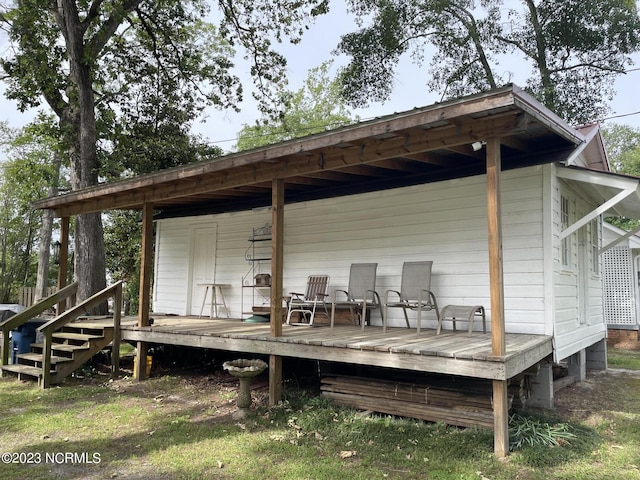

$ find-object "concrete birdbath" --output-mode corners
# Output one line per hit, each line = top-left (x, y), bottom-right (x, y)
(223, 358), (268, 418)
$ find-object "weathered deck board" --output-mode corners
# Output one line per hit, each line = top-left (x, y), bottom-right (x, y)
(109, 316), (552, 381)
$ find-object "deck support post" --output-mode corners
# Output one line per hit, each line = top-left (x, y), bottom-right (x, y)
(269, 179), (284, 404)
(492, 379), (509, 456)
(486, 137), (509, 457)
(135, 202), (154, 381)
(57, 216), (70, 314)
(269, 355), (282, 407)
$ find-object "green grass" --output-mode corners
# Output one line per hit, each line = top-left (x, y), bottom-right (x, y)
(608, 347), (640, 370)
(0, 349), (638, 479)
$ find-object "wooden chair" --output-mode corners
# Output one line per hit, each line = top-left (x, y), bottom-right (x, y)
(286, 275), (330, 326)
(383, 261), (439, 334)
(330, 263), (383, 330)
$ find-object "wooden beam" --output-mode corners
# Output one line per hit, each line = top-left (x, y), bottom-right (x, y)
(269, 355), (282, 407)
(600, 223), (640, 255)
(486, 137), (505, 357)
(399, 151), (454, 167)
(270, 179), (284, 406)
(493, 380), (509, 457)
(134, 342), (149, 383)
(135, 202), (153, 382)
(487, 137), (509, 458)
(34, 88), (520, 210)
(270, 179), (284, 337)
(57, 216), (70, 314)
(138, 203), (154, 328)
(49, 114), (526, 217)
(559, 187), (635, 240)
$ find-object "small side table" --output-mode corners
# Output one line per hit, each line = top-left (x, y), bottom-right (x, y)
(198, 283), (231, 319)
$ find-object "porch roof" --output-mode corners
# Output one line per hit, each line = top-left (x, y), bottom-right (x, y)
(33, 84), (583, 218)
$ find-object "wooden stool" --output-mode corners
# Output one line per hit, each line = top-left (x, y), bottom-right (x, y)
(437, 305), (486, 336)
(198, 283), (231, 318)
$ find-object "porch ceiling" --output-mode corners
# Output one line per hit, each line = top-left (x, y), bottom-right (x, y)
(33, 84), (584, 218)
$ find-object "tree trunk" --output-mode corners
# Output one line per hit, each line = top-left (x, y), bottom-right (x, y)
(55, 0), (107, 312)
(35, 210), (54, 302)
(524, 0), (556, 109)
(35, 154), (62, 302)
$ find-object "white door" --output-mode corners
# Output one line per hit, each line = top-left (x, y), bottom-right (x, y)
(188, 225), (217, 315)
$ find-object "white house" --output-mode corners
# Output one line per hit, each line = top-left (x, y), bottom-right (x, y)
(33, 85), (640, 456)
(150, 113), (639, 368)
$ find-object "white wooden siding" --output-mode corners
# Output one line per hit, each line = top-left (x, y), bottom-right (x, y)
(154, 167), (549, 333)
(552, 167), (605, 361)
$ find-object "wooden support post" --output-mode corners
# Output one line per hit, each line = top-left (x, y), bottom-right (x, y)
(57, 216), (70, 314)
(486, 137), (508, 457)
(269, 354), (283, 407)
(493, 379), (509, 457)
(138, 203), (154, 328)
(135, 203), (154, 381)
(486, 137), (506, 356)
(135, 342), (149, 382)
(269, 179), (284, 406)
(271, 178), (284, 337)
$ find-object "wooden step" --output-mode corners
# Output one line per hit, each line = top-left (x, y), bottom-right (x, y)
(6, 317), (115, 387)
(2, 364), (45, 378)
(68, 322), (114, 330)
(17, 353), (73, 365)
(31, 343), (90, 354)
(52, 332), (103, 342)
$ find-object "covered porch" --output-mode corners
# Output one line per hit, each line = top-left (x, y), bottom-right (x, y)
(33, 85), (584, 456)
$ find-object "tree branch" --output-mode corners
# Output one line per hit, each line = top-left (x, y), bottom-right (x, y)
(86, 0), (143, 58)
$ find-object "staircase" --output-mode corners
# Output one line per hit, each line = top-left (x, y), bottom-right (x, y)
(1, 281), (123, 388)
(1, 320), (114, 386)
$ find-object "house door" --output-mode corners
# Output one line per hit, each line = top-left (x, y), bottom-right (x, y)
(188, 225), (218, 316)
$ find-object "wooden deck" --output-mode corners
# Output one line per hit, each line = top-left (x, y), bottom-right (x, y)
(104, 316), (553, 381)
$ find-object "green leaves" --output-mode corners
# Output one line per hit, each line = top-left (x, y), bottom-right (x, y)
(0, 118), (61, 301)
(338, 0), (640, 124)
(509, 413), (577, 450)
(217, 0), (331, 116)
(236, 61), (357, 151)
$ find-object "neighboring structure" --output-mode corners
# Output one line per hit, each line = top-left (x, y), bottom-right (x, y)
(602, 221), (640, 338)
(32, 85), (640, 456)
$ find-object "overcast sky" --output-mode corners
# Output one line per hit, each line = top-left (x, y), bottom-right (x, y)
(1, 1), (640, 157)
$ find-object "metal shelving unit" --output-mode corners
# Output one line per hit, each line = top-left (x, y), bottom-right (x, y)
(241, 225), (271, 319)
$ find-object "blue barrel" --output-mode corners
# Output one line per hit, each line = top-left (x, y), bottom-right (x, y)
(12, 319), (46, 364)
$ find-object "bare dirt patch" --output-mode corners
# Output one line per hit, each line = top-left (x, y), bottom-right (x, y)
(553, 368), (640, 423)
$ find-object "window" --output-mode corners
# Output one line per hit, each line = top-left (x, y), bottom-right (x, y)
(561, 195), (571, 267)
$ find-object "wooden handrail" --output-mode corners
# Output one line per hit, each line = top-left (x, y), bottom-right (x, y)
(38, 281), (123, 388)
(0, 282), (78, 368)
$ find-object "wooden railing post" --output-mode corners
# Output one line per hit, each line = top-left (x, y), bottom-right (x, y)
(41, 332), (52, 389)
(112, 282), (122, 377)
(1, 330), (10, 370)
